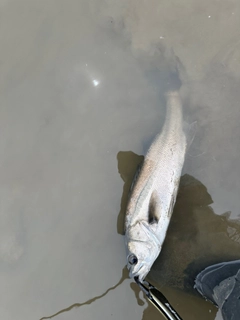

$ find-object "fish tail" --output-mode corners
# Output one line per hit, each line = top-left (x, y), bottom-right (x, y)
(163, 91), (183, 131)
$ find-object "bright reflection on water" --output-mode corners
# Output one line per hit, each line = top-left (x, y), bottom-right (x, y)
(92, 79), (100, 87)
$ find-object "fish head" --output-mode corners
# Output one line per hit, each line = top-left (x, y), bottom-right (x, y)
(125, 220), (161, 282)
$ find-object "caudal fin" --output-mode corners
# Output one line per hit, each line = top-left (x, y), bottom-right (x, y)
(184, 121), (197, 150)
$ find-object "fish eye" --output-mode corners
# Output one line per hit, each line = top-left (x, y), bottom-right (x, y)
(128, 254), (138, 265)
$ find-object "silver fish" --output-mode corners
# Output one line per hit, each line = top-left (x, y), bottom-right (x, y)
(125, 91), (195, 282)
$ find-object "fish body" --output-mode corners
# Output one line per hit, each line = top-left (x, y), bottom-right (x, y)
(125, 91), (191, 282)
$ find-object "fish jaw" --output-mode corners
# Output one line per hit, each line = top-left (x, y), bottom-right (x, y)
(128, 261), (151, 282)
(125, 221), (161, 282)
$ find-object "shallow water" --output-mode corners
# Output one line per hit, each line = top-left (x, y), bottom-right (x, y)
(1, 0), (240, 319)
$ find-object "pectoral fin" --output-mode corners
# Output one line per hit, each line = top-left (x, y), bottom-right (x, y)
(148, 190), (161, 225)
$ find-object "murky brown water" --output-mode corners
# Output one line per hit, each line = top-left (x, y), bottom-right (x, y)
(1, 0), (240, 319)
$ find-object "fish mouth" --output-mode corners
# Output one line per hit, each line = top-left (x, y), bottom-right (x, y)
(129, 263), (150, 282)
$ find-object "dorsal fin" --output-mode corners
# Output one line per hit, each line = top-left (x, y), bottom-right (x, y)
(148, 190), (161, 225)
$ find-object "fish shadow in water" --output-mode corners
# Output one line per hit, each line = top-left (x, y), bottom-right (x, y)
(117, 151), (144, 235)
(117, 151), (240, 294)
